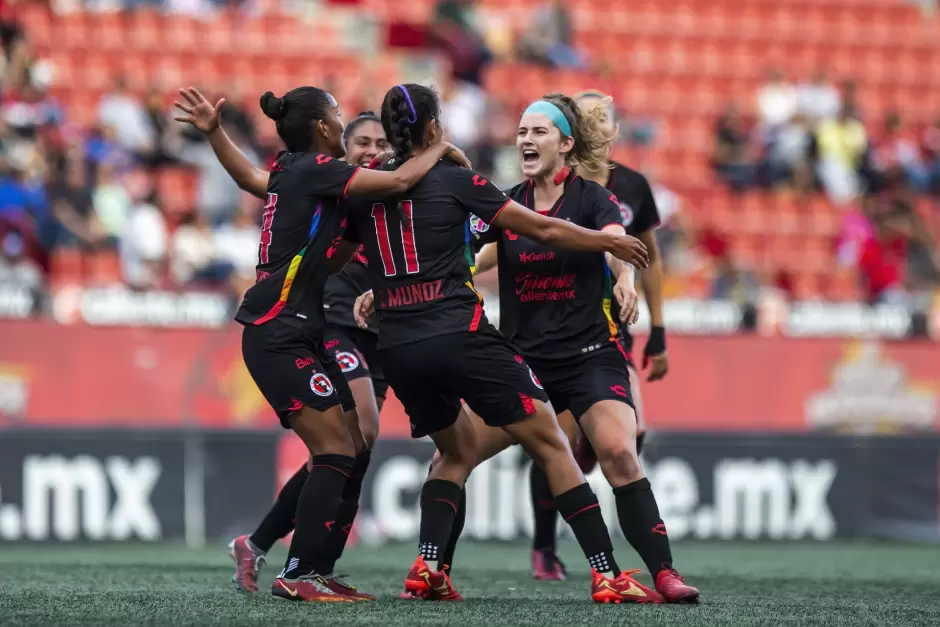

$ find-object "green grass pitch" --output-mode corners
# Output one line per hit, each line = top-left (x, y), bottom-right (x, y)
(1, 541), (938, 626)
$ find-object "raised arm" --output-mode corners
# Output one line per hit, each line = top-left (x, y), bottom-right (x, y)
(174, 87), (269, 199)
(345, 142), (470, 197)
(492, 201), (649, 268)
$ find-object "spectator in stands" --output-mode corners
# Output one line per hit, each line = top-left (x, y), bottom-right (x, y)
(836, 197), (876, 269)
(712, 103), (756, 191)
(170, 210), (213, 286)
(516, 0), (587, 69)
(438, 70), (488, 162)
(815, 104), (867, 204)
(796, 69), (841, 123)
(872, 111), (930, 193)
(924, 113), (940, 194)
(143, 87), (179, 170)
(757, 68), (797, 131)
(84, 124), (133, 175)
(119, 192), (167, 290)
(431, 0), (492, 86)
(212, 198), (260, 296)
(98, 76), (155, 162)
(0, 231), (40, 290)
(648, 169), (687, 273)
(92, 162), (132, 242)
(0, 0), (29, 92)
(858, 206), (910, 305)
(766, 112), (813, 192)
(50, 158), (115, 250)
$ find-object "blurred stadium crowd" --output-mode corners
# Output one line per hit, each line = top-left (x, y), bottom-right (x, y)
(0, 0), (938, 322)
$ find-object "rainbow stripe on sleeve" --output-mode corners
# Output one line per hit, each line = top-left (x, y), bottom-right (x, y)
(253, 206), (322, 325)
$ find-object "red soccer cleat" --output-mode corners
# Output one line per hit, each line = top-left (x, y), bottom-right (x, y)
(531, 548), (567, 581)
(228, 535), (266, 593)
(591, 569), (665, 604)
(656, 568), (700, 604)
(271, 574), (366, 602)
(322, 574), (376, 601)
(402, 556), (463, 601)
(574, 436), (598, 474)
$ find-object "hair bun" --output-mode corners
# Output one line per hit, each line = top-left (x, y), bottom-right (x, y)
(358, 110), (376, 117)
(260, 91), (287, 121)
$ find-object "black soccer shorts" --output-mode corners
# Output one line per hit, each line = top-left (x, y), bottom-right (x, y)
(323, 325), (389, 399)
(241, 320), (355, 428)
(527, 342), (635, 421)
(378, 324), (549, 439)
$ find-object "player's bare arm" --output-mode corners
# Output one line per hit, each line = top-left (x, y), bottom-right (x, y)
(345, 141), (468, 196)
(328, 240), (360, 274)
(637, 229), (668, 381)
(602, 224), (640, 325)
(474, 243), (498, 274)
(174, 87), (270, 199)
(492, 201), (650, 269)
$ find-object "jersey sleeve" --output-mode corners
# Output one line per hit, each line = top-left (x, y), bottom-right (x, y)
(298, 152), (361, 199)
(443, 167), (512, 225)
(628, 175), (661, 235)
(584, 184), (628, 231)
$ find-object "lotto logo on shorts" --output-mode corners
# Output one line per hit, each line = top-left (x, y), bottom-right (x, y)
(310, 372), (334, 397)
(528, 367), (543, 390)
(336, 351), (360, 373)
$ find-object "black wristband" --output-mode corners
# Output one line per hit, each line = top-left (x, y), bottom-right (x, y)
(645, 326), (666, 356)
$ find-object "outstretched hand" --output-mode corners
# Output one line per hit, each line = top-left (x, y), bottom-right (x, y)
(173, 87), (225, 134)
(609, 234), (649, 269)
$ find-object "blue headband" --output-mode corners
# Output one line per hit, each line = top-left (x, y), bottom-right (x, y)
(395, 85), (418, 124)
(522, 101), (571, 137)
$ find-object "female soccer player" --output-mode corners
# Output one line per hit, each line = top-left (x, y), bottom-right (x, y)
(227, 112), (391, 599)
(521, 90), (670, 583)
(452, 93), (697, 603)
(345, 83), (659, 605)
(174, 86), (464, 603)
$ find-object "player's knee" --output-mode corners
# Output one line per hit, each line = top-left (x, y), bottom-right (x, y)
(358, 415), (379, 449)
(596, 439), (642, 483)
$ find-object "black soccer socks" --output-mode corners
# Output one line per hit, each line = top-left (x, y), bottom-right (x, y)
(417, 479), (462, 572)
(440, 487), (467, 572)
(614, 477), (673, 577)
(250, 463), (309, 553)
(321, 450), (372, 573)
(555, 483), (620, 577)
(529, 464), (558, 551)
(282, 454), (354, 578)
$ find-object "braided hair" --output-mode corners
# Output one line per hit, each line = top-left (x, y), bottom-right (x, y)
(260, 87), (335, 153)
(381, 84), (440, 167)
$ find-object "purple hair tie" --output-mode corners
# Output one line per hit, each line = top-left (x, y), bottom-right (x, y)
(395, 84), (418, 124)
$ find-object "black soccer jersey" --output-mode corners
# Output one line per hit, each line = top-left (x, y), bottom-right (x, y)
(323, 250), (374, 333)
(473, 171), (625, 362)
(234, 151), (360, 337)
(343, 161), (510, 349)
(605, 162), (661, 354)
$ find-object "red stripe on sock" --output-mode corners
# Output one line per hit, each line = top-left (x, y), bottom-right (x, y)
(563, 502), (599, 522)
(421, 497), (458, 514)
(311, 464), (351, 477)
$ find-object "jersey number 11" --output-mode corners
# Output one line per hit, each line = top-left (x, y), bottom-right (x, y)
(371, 201), (419, 277)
